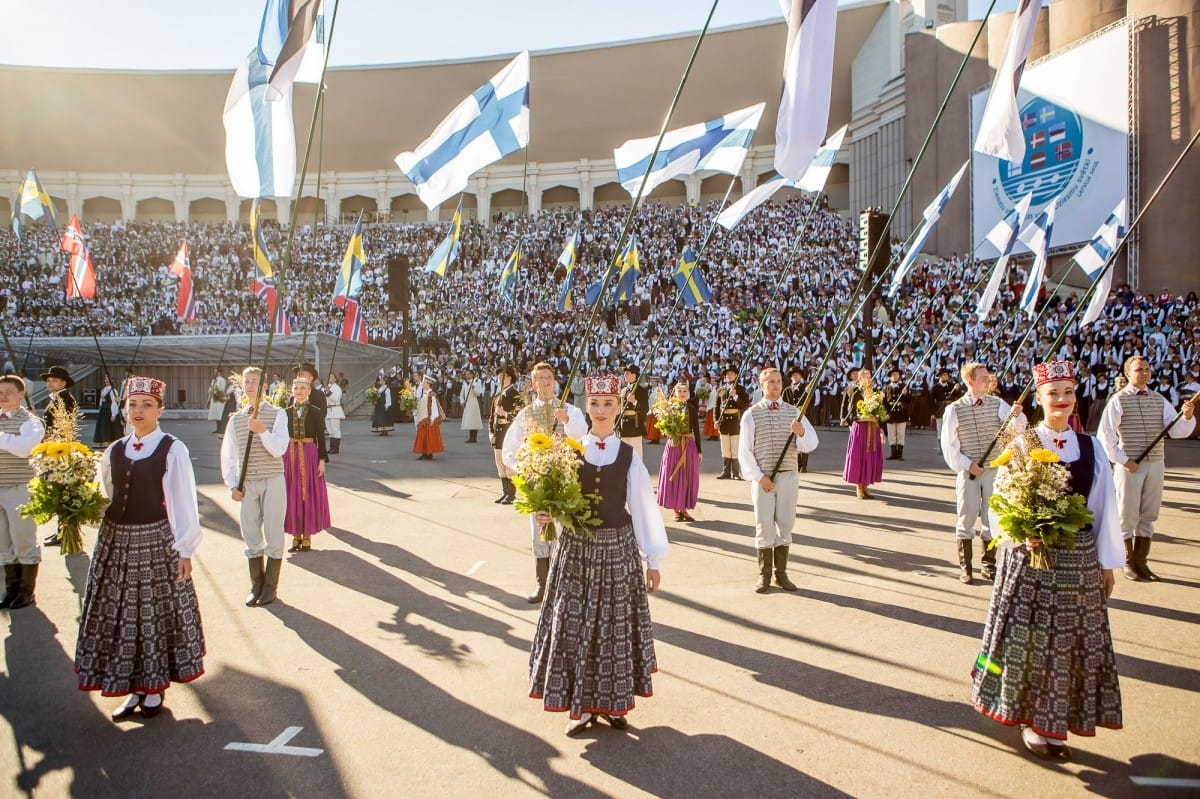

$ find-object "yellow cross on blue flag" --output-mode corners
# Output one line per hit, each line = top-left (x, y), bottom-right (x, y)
(613, 234), (640, 303)
(11, 169), (56, 239)
(424, 198), (463, 276)
(499, 243), (520, 303)
(672, 245), (712, 306)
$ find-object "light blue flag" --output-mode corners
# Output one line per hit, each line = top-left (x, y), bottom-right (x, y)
(583, 280), (603, 307)
(396, 52), (529, 210)
(887, 161), (968, 297)
(424, 198), (463, 276)
(612, 235), (640, 304)
(223, 49), (297, 198)
(557, 232), (578, 311)
(11, 169), (56, 239)
(1017, 198), (1058, 318)
(1074, 199), (1126, 326)
(614, 103), (765, 199)
(976, 193), (1033, 320)
(672, 245), (712, 306)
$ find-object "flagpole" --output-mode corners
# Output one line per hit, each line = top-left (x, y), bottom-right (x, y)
(967, 123), (1200, 477)
(60, 221), (119, 394)
(237, 0), (342, 493)
(0, 324), (36, 410)
(1133, 391), (1199, 465)
(559, 0), (720, 403)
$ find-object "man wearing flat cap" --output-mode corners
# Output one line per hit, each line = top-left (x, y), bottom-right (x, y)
(617, 364), (649, 459)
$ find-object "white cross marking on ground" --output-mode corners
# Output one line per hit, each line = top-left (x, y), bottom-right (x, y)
(224, 726), (323, 757)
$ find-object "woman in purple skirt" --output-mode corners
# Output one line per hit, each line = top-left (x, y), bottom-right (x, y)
(656, 382), (703, 522)
(841, 370), (885, 499)
(284, 377), (330, 553)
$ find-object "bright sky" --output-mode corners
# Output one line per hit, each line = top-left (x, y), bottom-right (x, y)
(1, 0), (1014, 71)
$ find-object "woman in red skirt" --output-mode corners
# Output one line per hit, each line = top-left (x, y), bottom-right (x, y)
(413, 375), (444, 461)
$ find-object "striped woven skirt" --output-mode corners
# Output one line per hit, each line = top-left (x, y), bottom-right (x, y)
(75, 518), (206, 696)
(529, 523), (657, 720)
(971, 530), (1122, 739)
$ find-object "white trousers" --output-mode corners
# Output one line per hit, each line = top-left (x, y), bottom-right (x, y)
(720, 434), (739, 458)
(1114, 459), (1165, 538)
(0, 484), (38, 565)
(239, 475), (287, 559)
(326, 416), (342, 439)
(886, 422), (907, 446)
(954, 468), (995, 540)
(750, 470), (799, 549)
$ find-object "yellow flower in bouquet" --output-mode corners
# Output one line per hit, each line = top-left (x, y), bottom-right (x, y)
(988, 448), (1013, 468)
(855, 383), (889, 425)
(512, 434), (600, 542)
(988, 432), (1093, 570)
(652, 396), (691, 441)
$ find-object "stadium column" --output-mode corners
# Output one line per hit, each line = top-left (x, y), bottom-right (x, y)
(475, 175), (491, 222)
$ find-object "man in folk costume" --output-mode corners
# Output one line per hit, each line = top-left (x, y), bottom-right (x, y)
(413, 375), (445, 460)
(502, 361), (588, 604)
(324, 370), (345, 455)
(883, 368), (910, 461)
(781, 366), (811, 473)
(1097, 355), (1196, 581)
(617, 363), (649, 459)
(220, 367), (290, 606)
(930, 367), (963, 451)
(941, 363), (1025, 585)
(459, 367), (485, 444)
(715, 365), (750, 480)
(490, 365), (522, 505)
(40, 365), (78, 547)
(737, 368), (819, 593)
(0, 376), (47, 609)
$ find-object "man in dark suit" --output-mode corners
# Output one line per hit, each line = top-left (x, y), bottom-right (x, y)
(617, 363), (650, 458)
(781, 367), (811, 472)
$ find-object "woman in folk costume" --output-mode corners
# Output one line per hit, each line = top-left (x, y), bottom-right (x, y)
(529, 374), (668, 737)
(207, 368), (227, 434)
(75, 377), (205, 721)
(284, 377), (330, 553)
(93, 374), (121, 446)
(413, 375), (444, 461)
(841, 369), (886, 499)
(971, 360), (1123, 760)
(371, 377), (394, 435)
(656, 382), (703, 522)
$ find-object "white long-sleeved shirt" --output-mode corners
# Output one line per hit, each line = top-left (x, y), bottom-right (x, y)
(219, 403), (290, 487)
(0, 410), (46, 458)
(581, 432), (669, 569)
(101, 427), (203, 558)
(736, 403), (819, 482)
(940, 395), (1027, 473)
(501, 398), (588, 470)
(1096, 386), (1196, 465)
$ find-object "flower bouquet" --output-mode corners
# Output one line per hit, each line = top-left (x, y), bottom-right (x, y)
(397, 386), (417, 412)
(19, 396), (107, 556)
(988, 433), (1094, 569)
(652, 393), (691, 445)
(855, 382), (889, 425)
(512, 432), (600, 542)
(695, 384), (711, 403)
(271, 384), (292, 407)
(365, 385), (380, 405)
(210, 384), (227, 403)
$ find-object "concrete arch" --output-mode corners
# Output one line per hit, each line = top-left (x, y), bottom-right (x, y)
(339, 194), (374, 222)
(83, 196), (123, 223)
(136, 196), (175, 222)
(593, 182), (627, 209)
(0, 197), (9, 220)
(294, 196), (326, 226)
(700, 174), (742, 202)
(188, 197), (226, 224)
(489, 188), (525, 218)
(441, 193), (477, 222)
(646, 178), (686, 205)
(238, 198), (277, 224)
(541, 184), (580, 211)
(390, 193), (424, 223)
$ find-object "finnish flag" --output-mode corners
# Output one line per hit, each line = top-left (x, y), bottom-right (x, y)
(887, 161), (968, 297)
(1074, 199), (1126, 326)
(975, 193), (1033, 320)
(396, 51), (530, 210)
(613, 103), (765, 199)
(1017, 198), (1058, 318)
(223, 49), (297, 199)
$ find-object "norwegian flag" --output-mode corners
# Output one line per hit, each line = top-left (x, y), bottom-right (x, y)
(60, 214), (96, 299)
(168, 241), (196, 321)
(1054, 141), (1073, 161)
(251, 278), (291, 334)
(335, 296), (368, 343)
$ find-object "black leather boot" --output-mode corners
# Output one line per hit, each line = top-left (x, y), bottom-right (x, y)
(494, 478), (509, 503)
(9, 563), (39, 609)
(887, 445), (899, 460)
(732, 460), (743, 480)
(245, 556), (265, 606)
(896, 445), (904, 461)
(1134, 537), (1159, 581)
(798, 452), (809, 473)
(501, 477), (516, 505)
(1123, 539), (1144, 581)
(773, 546), (798, 591)
(329, 437), (340, 454)
(0, 564), (21, 609)
(957, 539), (973, 585)
(980, 540), (996, 581)
(255, 557), (282, 606)
(717, 458), (732, 479)
(754, 549), (772, 593)
(527, 557), (550, 603)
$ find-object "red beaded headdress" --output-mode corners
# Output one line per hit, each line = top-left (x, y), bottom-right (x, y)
(584, 375), (621, 396)
(1033, 360), (1075, 386)
(125, 376), (165, 401)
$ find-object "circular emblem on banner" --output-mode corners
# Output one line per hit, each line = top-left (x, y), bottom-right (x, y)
(997, 98), (1083, 205)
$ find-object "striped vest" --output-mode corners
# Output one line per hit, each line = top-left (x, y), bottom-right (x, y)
(1113, 389), (1166, 462)
(525, 401), (566, 437)
(0, 407), (38, 486)
(750, 401), (798, 472)
(230, 404), (284, 479)
(950, 395), (1002, 463)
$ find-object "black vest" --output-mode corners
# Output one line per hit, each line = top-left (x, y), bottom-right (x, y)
(1066, 435), (1096, 531)
(105, 435), (174, 525)
(579, 442), (634, 529)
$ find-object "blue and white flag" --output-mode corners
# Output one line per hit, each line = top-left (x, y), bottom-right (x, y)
(717, 124), (846, 231)
(1017, 198), (1057, 318)
(557, 232), (579, 311)
(974, 0), (1045, 163)
(774, 0), (838, 180)
(424, 198), (463, 276)
(224, 48), (296, 198)
(257, 0), (324, 101)
(1074, 199), (1126, 326)
(613, 103), (765, 199)
(976, 193), (1033, 320)
(396, 51), (530, 210)
(887, 161), (968, 297)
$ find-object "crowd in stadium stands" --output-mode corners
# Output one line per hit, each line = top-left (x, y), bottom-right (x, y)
(3, 196), (1198, 429)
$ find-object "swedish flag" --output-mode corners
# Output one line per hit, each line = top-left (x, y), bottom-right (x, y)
(672, 245), (712, 306)
(249, 198), (275, 279)
(11, 169), (56, 239)
(334, 210), (366, 303)
(499, 243), (520, 303)
(613, 234), (640, 304)
(557, 232), (578, 311)
(424, 197), (463, 276)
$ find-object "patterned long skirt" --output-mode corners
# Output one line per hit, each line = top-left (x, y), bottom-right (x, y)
(529, 523), (657, 720)
(971, 530), (1123, 739)
(657, 436), (699, 511)
(76, 518), (205, 696)
(842, 420), (884, 485)
(284, 440), (331, 536)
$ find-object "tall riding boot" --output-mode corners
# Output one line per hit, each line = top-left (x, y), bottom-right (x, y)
(773, 546), (798, 591)
(754, 549), (773, 593)
(255, 558), (282, 606)
(494, 478), (509, 504)
(957, 539), (974, 585)
(896, 445), (905, 462)
(527, 557), (550, 604)
(980, 539), (997, 581)
(0, 564), (21, 609)
(9, 563), (39, 609)
(717, 458), (732, 479)
(798, 452), (809, 473)
(732, 460), (743, 481)
(1122, 539), (1143, 581)
(245, 556), (266, 606)
(1134, 537), (1159, 581)
(330, 437), (341, 455)
(501, 477), (516, 505)
(887, 445), (899, 460)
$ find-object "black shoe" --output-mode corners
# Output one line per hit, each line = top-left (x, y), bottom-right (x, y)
(500, 495), (514, 505)
(1046, 742), (1070, 760)
(600, 714), (629, 730)
(140, 698), (165, 718)
(111, 695), (144, 721)
(1020, 727), (1052, 759)
(44, 533), (61, 547)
